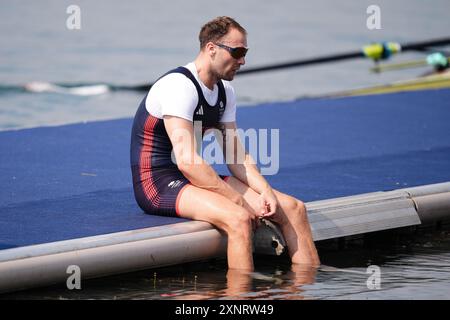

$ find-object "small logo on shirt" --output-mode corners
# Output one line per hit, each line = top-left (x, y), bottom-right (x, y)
(196, 105), (204, 116)
(219, 100), (225, 118)
(168, 180), (183, 188)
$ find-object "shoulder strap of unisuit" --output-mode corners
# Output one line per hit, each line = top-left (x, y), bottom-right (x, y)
(216, 78), (227, 110)
(159, 66), (226, 110)
(168, 67), (206, 106)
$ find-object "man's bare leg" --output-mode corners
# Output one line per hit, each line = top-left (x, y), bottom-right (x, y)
(177, 184), (254, 270)
(225, 177), (320, 266)
(225, 269), (252, 299)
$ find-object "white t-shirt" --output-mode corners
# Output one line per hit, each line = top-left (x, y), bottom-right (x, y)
(145, 62), (236, 123)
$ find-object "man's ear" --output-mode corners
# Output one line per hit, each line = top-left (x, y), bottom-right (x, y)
(205, 42), (216, 57)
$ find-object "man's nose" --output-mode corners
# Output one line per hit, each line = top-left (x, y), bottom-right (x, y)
(238, 56), (246, 65)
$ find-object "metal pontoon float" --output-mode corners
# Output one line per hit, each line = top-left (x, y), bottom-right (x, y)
(1, 87), (450, 293)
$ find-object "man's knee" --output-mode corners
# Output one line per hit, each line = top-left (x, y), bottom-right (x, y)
(291, 200), (308, 223)
(297, 200), (307, 216)
(225, 208), (253, 237)
(282, 197), (308, 221)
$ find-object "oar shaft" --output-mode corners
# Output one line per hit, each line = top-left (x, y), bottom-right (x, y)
(372, 55), (450, 73)
(42, 38), (450, 91)
(238, 37), (450, 76)
(400, 37), (450, 51)
(237, 52), (363, 75)
(371, 60), (427, 72)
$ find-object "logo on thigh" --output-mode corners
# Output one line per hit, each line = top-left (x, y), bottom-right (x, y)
(168, 180), (183, 188)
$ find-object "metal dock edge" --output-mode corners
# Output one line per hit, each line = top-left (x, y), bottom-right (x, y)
(1, 182), (449, 293)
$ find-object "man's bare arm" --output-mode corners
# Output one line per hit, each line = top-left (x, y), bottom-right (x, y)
(217, 121), (272, 195)
(164, 115), (244, 202)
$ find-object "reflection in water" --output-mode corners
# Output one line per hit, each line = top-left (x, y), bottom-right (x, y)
(282, 264), (318, 300)
(2, 229), (450, 300)
(225, 269), (252, 299)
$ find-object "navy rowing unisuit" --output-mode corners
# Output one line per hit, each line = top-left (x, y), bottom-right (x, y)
(130, 65), (235, 217)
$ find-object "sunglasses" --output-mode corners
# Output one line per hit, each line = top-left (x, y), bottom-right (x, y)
(215, 43), (248, 59)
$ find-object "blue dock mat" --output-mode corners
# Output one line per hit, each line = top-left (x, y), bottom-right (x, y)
(1, 88), (450, 250)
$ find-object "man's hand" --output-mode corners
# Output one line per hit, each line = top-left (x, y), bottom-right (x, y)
(258, 188), (278, 218)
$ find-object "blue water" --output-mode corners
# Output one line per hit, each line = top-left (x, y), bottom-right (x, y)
(1, 0), (449, 130)
(1, 0), (450, 299)
(2, 229), (450, 300)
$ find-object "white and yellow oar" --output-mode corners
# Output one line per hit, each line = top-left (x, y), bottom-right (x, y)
(370, 52), (450, 73)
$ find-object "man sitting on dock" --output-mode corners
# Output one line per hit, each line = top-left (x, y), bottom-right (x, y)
(130, 16), (320, 270)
